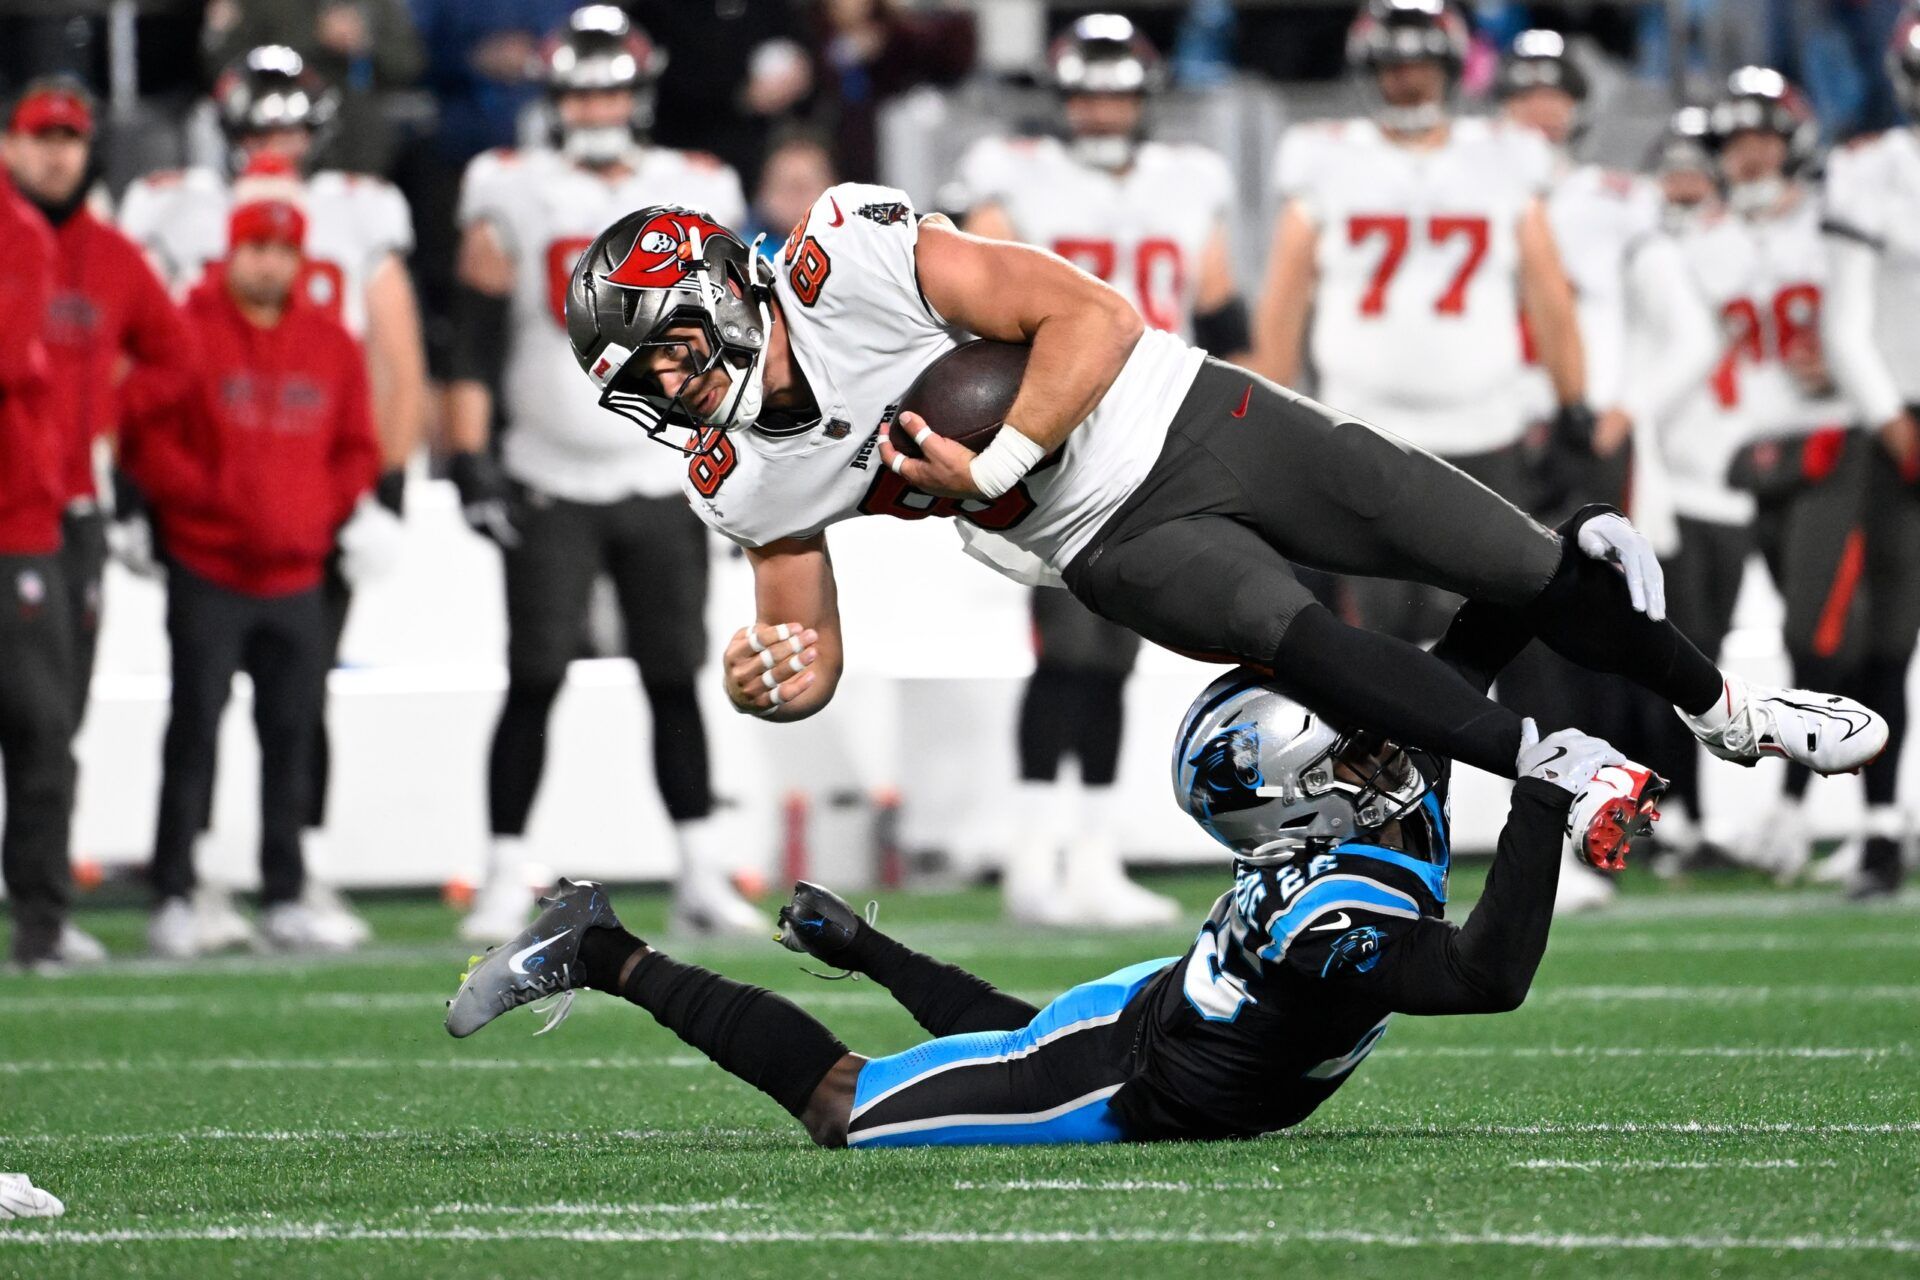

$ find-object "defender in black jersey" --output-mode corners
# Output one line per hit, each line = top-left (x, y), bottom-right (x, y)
(446, 589), (1654, 1147)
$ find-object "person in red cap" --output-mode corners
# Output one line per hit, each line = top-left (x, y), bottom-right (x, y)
(121, 168), (380, 957)
(3, 79), (191, 767)
(0, 135), (77, 972)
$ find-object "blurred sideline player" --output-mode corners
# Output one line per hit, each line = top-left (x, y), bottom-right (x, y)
(118, 45), (427, 950)
(1635, 108), (1765, 871)
(445, 595), (1651, 1146)
(955, 14), (1250, 927)
(445, 6), (759, 943)
(1701, 69), (1879, 881)
(4, 80), (192, 964)
(1817, 15), (1920, 897)
(1493, 34), (1722, 910)
(1255, 0), (1589, 642)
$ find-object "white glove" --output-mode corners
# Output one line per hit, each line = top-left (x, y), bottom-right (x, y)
(0, 1173), (64, 1220)
(106, 514), (163, 579)
(1576, 511), (1666, 621)
(336, 496), (407, 588)
(1516, 718), (1627, 794)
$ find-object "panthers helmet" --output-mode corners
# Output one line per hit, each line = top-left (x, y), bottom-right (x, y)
(1708, 66), (1818, 172)
(544, 5), (668, 165)
(566, 205), (776, 454)
(1171, 671), (1434, 864)
(1888, 6), (1920, 120)
(212, 46), (337, 165)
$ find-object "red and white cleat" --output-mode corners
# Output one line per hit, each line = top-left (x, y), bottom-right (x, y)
(1684, 676), (1888, 775)
(1566, 763), (1667, 872)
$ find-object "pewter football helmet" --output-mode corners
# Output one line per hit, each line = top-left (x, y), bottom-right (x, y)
(1172, 670), (1433, 864)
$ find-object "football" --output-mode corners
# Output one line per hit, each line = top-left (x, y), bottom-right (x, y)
(887, 338), (1031, 459)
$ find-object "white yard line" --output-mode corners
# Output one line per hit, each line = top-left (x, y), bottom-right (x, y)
(0, 1223), (1916, 1253)
(1548, 932), (1920, 952)
(952, 1180), (1287, 1192)
(1538, 985), (1920, 1002)
(425, 1200), (756, 1215)
(0, 1055), (710, 1074)
(1510, 1159), (1839, 1171)
(1385, 1046), (1908, 1059)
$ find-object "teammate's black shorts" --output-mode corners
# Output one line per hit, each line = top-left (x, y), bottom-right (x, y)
(1062, 360), (1563, 667)
(503, 487), (709, 684)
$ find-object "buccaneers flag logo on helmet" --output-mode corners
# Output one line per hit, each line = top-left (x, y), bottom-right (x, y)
(603, 210), (734, 290)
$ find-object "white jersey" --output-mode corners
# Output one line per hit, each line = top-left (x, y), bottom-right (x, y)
(681, 183), (1205, 578)
(955, 136), (1232, 339)
(117, 166), (411, 338)
(1275, 116), (1554, 455)
(1821, 129), (1920, 423)
(1519, 163), (1662, 421)
(459, 145), (746, 501)
(1711, 193), (1853, 442)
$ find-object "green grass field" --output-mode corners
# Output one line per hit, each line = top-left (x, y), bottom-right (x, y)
(2, 868), (1917, 1279)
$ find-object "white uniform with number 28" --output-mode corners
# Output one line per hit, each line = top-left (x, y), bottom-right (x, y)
(954, 135), (1232, 339)
(459, 145), (746, 502)
(679, 182), (1204, 582)
(1274, 116), (1553, 456)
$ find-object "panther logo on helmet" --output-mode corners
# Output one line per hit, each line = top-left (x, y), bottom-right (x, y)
(1187, 724), (1266, 819)
(603, 211), (732, 291)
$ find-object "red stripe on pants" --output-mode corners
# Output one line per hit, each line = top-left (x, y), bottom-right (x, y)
(1812, 529), (1867, 658)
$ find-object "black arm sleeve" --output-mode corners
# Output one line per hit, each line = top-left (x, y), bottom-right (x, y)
(1348, 778), (1571, 1015)
(447, 284), (509, 385)
(1192, 296), (1252, 358)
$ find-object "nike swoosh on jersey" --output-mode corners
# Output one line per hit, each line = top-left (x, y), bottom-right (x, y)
(1231, 384), (1252, 419)
(508, 928), (573, 975)
(1310, 912), (1353, 933)
(827, 196), (844, 227)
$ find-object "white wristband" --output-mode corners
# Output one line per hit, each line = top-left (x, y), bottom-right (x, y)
(968, 426), (1047, 500)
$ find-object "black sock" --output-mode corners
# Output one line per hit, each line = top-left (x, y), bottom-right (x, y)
(577, 924), (647, 994)
(612, 949), (847, 1119)
(1857, 653), (1911, 808)
(1273, 604), (1526, 778)
(841, 926), (1039, 1037)
(1525, 536), (1724, 715)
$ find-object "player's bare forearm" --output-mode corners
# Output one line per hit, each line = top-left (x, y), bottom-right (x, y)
(1517, 200), (1585, 405)
(914, 220), (1143, 455)
(1252, 202), (1316, 386)
(726, 536), (844, 722)
(366, 254), (428, 469)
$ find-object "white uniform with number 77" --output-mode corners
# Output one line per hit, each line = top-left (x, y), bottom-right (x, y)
(1273, 116), (1554, 456)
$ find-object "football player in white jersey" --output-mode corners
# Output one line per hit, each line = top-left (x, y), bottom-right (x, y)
(1494, 33), (1725, 911)
(444, 6), (758, 943)
(117, 44), (428, 951)
(1817, 14), (1920, 897)
(556, 188), (1888, 881)
(1255, 0), (1590, 642)
(1629, 109), (1766, 873)
(955, 15), (1249, 928)
(1698, 68), (1887, 881)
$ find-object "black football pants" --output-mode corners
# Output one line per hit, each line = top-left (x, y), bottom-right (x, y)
(152, 567), (328, 906)
(0, 552), (77, 961)
(57, 505), (107, 731)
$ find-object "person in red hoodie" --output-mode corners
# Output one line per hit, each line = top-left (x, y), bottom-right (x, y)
(123, 165), (379, 956)
(0, 163), (77, 972)
(4, 80), (190, 740)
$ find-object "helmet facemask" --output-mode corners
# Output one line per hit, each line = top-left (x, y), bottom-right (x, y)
(584, 227), (775, 456)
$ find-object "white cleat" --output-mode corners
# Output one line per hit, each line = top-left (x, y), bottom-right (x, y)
(54, 924), (108, 966)
(1554, 849), (1618, 915)
(303, 883), (372, 947)
(1684, 676), (1888, 775)
(148, 898), (199, 958)
(259, 902), (361, 954)
(1806, 836), (1863, 886)
(668, 875), (765, 937)
(1064, 836), (1182, 928)
(192, 886), (259, 954)
(1738, 800), (1813, 880)
(459, 872), (538, 945)
(0, 1174), (64, 1220)
(1002, 836), (1087, 927)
